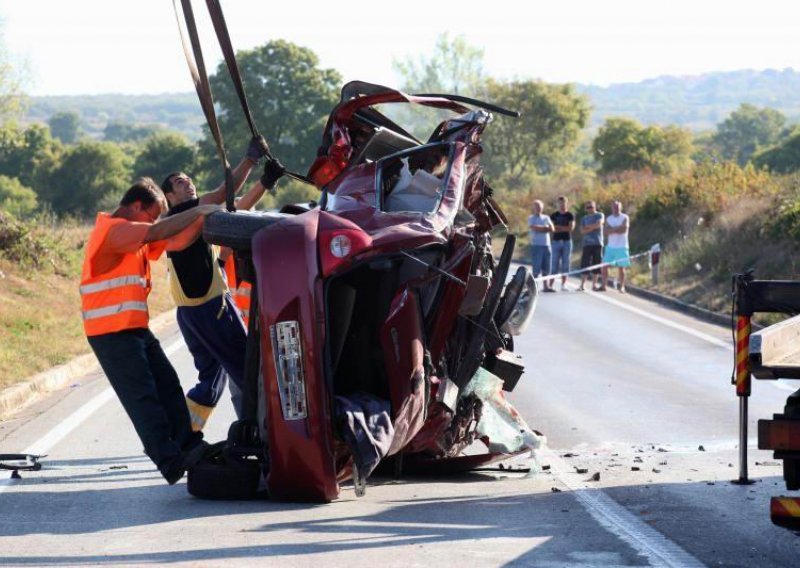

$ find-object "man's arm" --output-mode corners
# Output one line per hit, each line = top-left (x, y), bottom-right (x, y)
(199, 137), (270, 206)
(144, 204), (220, 243)
(235, 181), (266, 212)
(235, 157), (286, 211)
(198, 157), (257, 206)
(103, 205), (221, 254)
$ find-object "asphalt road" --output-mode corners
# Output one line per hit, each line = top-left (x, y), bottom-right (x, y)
(1, 283), (799, 567)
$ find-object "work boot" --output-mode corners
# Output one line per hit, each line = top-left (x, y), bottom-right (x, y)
(186, 397), (215, 432)
(163, 440), (211, 485)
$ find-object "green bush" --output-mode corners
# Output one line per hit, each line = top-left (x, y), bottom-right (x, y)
(0, 175), (38, 217)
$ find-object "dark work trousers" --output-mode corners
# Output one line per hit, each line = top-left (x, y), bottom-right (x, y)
(87, 328), (202, 481)
(178, 293), (246, 418)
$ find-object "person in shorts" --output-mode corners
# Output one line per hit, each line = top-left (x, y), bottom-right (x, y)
(578, 201), (604, 291)
(601, 200), (631, 293)
(528, 200), (554, 285)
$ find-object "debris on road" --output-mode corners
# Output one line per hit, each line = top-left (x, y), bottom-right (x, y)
(575, 467), (589, 474)
(589, 472), (601, 481)
(551, 487), (562, 493)
(698, 445), (706, 451)
(631, 466), (641, 471)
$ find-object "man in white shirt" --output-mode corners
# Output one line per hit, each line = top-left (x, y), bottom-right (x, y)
(599, 200), (630, 293)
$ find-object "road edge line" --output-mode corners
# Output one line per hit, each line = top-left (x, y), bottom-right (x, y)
(542, 448), (705, 568)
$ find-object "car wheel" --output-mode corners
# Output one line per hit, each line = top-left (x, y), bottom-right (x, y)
(202, 210), (287, 251)
(186, 455), (264, 500)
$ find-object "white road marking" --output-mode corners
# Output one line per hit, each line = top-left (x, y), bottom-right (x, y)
(587, 290), (799, 393)
(587, 290), (731, 349)
(542, 448), (705, 568)
(0, 338), (186, 492)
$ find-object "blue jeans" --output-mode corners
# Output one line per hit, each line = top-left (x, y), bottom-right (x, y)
(551, 240), (572, 277)
(531, 245), (551, 277)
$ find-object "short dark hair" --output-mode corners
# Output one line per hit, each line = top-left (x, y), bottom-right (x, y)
(119, 177), (165, 207)
(160, 172), (183, 194)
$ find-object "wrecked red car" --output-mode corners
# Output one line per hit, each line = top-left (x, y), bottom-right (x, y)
(194, 81), (541, 502)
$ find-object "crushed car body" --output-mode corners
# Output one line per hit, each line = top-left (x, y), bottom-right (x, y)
(197, 81), (543, 502)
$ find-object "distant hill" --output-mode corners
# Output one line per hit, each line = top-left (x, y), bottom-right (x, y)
(24, 93), (205, 141)
(579, 68), (800, 131)
(22, 68), (800, 139)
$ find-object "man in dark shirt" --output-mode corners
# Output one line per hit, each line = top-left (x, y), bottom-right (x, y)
(548, 195), (575, 292)
(161, 137), (285, 430)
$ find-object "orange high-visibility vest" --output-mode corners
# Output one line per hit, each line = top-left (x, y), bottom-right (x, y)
(80, 213), (162, 337)
(224, 256), (252, 328)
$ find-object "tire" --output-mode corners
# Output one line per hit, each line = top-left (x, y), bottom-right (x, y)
(186, 454), (264, 500)
(202, 210), (287, 251)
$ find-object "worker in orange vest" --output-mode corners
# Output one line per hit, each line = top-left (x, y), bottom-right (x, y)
(81, 178), (222, 484)
(222, 253), (252, 328)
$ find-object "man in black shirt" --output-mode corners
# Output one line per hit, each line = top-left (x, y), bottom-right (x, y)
(548, 195), (575, 292)
(161, 137), (285, 430)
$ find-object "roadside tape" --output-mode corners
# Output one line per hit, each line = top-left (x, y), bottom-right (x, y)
(531, 249), (651, 284)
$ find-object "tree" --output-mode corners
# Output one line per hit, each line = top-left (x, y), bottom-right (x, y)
(197, 40), (341, 180)
(482, 80), (590, 184)
(0, 34), (25, 122)
(48, 111), (80, 144)
(753, 127), (800, 173)
(133, 132), (195, 182)
(713, 103), (786, 165)
(0, 123), (63, 192)
(104, 121), (162, 143)
(393, 33), (485, 96)
(41, 141), (132, 217)
(592, 118), (693, 175)
(0, 175), (37, 217)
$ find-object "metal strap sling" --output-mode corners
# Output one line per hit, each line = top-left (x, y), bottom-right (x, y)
(173, 0), (236, 210)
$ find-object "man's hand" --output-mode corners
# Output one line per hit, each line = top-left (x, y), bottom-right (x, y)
(246, 135), (270, 165)
(260, 157), (286, 191)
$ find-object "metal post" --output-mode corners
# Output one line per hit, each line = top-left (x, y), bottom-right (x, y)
(732, 314), (755, 485)
(649, 244), (661, 286)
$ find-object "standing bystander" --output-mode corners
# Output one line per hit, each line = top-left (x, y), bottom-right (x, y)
(549, 196), (575, 291)
(578, 201), (604, 291)
(528, 200), (554, 287)
(600, 200), (631, 292)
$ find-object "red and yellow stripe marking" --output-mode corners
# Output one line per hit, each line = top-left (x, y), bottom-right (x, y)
(735, 315), (751, 396)
(771, 497), (800, 530)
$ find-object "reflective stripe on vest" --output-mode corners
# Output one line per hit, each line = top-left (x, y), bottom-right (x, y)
(82, 301), (149, 321)
(79, 275), (147, 295)
(80, 213), (155, 336)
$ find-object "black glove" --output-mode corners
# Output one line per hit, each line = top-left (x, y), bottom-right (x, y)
(246, 135), (270, 164)
(260, 157), (286, 190)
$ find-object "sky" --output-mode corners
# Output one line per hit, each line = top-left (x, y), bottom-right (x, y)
(1, 0), (798, 97)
